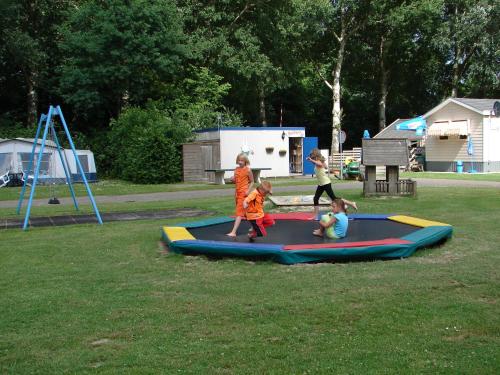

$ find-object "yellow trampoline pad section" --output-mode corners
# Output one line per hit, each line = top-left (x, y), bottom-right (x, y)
(388, 215), (451, 228)
(162, 226), (195, 242)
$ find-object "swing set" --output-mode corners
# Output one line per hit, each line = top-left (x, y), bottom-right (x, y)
(17, 105), (103, 230)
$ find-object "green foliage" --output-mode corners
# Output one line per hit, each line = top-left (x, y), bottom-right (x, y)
(0, 118), (35, 139)
(108, 105), (190, 184)
(59, 0), (187, 121)
(168, 66), (241, 130)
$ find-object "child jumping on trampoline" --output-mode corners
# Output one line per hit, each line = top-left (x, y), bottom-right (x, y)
(243, 180), (275, 240)
(306, 148), (357, 219)
(226, 153), (254, 237)
(313, 198), (349, 239)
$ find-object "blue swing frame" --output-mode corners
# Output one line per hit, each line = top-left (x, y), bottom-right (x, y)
(16, 105), (103, 230)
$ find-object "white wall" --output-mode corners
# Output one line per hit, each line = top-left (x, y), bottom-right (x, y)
(483, 116), (500, 163)
(219, 129), (305, 178)
(425, 102), (483, 162)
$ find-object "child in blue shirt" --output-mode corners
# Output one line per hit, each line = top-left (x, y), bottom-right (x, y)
(313, 198), (349, 239)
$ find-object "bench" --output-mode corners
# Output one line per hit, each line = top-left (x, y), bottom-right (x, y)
(204, 168), (272, 185)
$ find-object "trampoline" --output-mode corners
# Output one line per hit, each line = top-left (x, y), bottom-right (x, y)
(162, 212), (452, 264)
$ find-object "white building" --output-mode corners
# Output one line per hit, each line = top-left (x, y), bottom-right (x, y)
(0, 138), (97, 183)
(182, 127), (319, 182)
(373, 98), (500, 172)
(423, 98), (500, 172)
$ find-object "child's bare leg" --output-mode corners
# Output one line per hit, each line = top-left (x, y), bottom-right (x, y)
(342, 198), (357, 211)
(227, 216), (242, 236)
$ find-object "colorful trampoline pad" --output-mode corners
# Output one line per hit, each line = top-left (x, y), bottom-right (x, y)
(161, 213), (453, 264)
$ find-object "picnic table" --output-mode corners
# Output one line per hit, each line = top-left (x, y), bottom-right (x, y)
(204, 168), (272, 185)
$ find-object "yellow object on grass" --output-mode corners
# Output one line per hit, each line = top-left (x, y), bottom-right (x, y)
(388, 215), (450, 228)
(163, 226), (195, 242)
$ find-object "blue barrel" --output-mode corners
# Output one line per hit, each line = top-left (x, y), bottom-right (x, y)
(456, 160), (463, 173)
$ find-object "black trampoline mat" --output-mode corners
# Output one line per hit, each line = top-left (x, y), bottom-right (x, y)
(188, 219), (419, 245)
(1, 208), (213, 230)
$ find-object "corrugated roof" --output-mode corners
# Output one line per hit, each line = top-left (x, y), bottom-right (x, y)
(453, 98), (499, 112)
(374, 119), (423, 141)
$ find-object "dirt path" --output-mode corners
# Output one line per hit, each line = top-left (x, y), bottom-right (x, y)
(1, 178), (498, 209)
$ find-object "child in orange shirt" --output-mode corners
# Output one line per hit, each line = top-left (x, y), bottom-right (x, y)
(226, 153), (254, 237)
(243, 180), (275, 240)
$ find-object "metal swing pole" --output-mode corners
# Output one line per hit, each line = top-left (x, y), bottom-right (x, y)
(22, 106), (54, 230)
(17, 113), (46, 214)
(56, 106), (103, 225)
(51, 124), (79, 210)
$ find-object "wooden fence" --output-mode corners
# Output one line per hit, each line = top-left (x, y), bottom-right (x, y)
(328, 147), (362, 171)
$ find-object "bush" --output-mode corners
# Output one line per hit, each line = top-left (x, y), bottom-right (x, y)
(108, 105), (189, 184)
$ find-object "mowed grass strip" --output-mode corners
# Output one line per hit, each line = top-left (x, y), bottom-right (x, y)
(401, 171), (500, 182)
(0, 188), (499, 374)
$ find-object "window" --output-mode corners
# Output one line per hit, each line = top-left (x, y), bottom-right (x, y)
(78, 154), (89, 173)
(0, 153), (13, 173)
(18, 152), (51, 175)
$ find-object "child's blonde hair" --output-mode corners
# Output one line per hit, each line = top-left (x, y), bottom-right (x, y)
(310, 148), (325, 163)
(333, 198), (346, 213)
(236, 153), (250, 165)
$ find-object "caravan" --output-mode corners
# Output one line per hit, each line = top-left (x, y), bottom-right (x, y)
(0, 138), (97, 186)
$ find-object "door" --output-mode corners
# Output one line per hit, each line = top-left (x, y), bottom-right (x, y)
(302, 137), (318, 175)
(201, 145), (214, 182)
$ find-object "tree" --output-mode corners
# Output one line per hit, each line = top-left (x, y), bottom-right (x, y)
(433, 0), (498, 97)
(0, 0), (75, 126)
(179, 0), (301, 125)
(366, 0), (443, 130)
(59, 0), (187, 124)
(304, 0), (371, 154)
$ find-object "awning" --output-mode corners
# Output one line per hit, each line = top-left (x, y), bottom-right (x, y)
(427, 120), (468, 137)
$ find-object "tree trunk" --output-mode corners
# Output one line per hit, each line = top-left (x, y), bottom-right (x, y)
(259, 85), (267, 126)
(330, 31), (346, 155)
(450, 4), (459, 98)
(26, 70), (37, 127)
(378, 37), (389, 131)
(451, 45), (460, 98)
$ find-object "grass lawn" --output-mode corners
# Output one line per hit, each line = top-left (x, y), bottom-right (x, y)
(0, 177), (320, 202)
(401, 171), (500, 182)
(1, 188), (499, 374)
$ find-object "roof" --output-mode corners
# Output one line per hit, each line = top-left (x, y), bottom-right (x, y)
(196, 126), (305, 133)
(453, 98), (499, 112)
(0, 138), (57, 147)
(374, 119), (423, 141)
(423, 98), (500, 117)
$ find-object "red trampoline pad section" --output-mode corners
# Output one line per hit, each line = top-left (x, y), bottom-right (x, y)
(283, 238), (413, 251)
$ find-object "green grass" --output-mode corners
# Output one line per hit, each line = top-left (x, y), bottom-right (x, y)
(0, 177), (320, 202)
(1, 188), (499, 374)
(401, 171), (500, 182)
